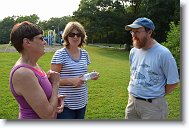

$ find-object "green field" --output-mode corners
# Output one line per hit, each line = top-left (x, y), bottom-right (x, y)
(0, 45), (181, 120)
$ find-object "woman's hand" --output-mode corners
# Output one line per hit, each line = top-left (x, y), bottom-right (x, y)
(71, 76), (85, 88)
(57, 95), (66, 113)
(47, 70), (60, 86)
(91, 71), (100, 80)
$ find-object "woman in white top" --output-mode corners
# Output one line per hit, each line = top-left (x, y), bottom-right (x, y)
(51, 21), (99, 119)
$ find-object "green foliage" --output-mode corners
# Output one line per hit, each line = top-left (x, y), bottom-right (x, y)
(0, 14), (40, 44)
(72, 0), (180, 48)
(74, 0), (129, 44)
(0, 45), (181, 119)
(39, 16), (72, 32)
(0, 16), (15, 44)
(162, 21), (180, 72)
(0, 14), (73, 45)
(142, 0), (180, 43)
(0, 0), (180, 47)
(15, 14), (40, 24)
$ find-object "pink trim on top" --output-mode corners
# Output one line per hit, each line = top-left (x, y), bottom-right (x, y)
(15, 63), (46, 77)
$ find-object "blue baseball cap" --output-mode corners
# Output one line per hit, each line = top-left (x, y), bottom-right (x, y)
(125, 17), (155, 31)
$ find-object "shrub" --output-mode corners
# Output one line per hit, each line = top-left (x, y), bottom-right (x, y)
(162, 21), (180, 72)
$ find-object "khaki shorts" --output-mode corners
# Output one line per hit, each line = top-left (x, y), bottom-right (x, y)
(125, 93), (168, 120)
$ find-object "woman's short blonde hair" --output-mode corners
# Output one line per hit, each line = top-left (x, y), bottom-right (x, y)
(62, 21), (87, 48)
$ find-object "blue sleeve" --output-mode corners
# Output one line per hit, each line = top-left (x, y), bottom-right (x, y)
(162, 50), (179, 84)
(51, 49), (64, 64)
(86, 51), (91, 65)
(129, 48), (134, 66)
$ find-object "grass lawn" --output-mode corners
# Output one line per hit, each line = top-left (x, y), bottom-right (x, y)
(0, 45), (181, 120)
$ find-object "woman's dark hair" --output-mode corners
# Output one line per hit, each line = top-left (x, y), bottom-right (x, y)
(10, 21), (43, 52)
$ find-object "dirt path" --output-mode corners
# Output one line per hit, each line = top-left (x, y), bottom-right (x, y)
(0, 45), (63, 53)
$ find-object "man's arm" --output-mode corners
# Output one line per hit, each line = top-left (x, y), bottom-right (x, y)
(165, 83), (178, 95)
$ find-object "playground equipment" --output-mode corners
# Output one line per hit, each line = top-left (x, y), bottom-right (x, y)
(45, 30), (63, 46)
(47, 30), (56, 46)
(58, 31), (63, 44)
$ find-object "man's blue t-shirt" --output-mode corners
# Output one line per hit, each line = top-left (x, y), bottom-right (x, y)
(128, 42), (179, 99)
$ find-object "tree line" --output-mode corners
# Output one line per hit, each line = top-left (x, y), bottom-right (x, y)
(0, 0), (180, 71)
(0, 0), (179, 45)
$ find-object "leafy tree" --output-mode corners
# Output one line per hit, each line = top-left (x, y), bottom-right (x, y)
(74, 0), (129, 44)
(0, 14), (40, 44)
(39, 16), (72, 32)
(0, 16), (15, 44)
(38, 16), (73, 43)
(162, 21), (180, 72)
(15, 14), (40, 24)
(0, 0), (180, 48)
(142, 0), (180, 43)
(116, 0), (180, 47)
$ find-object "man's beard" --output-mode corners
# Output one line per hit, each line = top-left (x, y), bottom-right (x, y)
(132, 37), (147, 49)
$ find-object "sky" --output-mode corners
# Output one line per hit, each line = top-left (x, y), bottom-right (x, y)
(0, 0), (81, 21)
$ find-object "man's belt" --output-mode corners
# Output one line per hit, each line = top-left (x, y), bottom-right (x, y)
(135, 97), (154, 103)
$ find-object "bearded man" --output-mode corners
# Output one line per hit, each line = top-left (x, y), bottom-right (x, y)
(124, 17), (179, 120)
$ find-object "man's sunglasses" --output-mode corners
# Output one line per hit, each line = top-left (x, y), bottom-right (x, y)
(68, 33), (83, 38)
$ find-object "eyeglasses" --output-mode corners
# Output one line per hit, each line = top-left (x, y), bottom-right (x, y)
(68, 33), (83, 38)
(37, 36), (44, 41)
(130, 31), (146, 35)
(33, 36), (44, 41)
